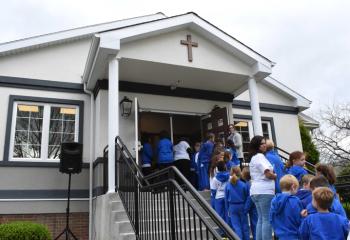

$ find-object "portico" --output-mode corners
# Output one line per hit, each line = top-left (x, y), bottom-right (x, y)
(83, 12), (274, 193)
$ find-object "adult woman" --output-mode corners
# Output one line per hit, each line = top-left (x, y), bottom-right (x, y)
(173, 137), (192, 182)
(249, 136), (276, 240)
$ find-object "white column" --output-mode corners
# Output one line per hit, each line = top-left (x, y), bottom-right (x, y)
(108, 56), (119, 193)
(248, 77), (263, 136)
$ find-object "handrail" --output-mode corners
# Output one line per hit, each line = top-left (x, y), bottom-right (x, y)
(115, 136), (239, 240)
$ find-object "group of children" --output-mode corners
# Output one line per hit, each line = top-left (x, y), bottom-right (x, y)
(208, 140), (349, 240)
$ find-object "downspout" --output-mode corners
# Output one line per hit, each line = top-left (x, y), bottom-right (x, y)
(84, 82), (95, 240)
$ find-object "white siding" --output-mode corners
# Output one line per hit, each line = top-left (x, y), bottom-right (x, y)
(0, 39), (91, 83)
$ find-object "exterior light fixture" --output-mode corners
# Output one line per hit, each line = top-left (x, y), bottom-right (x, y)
(120, 96), (133, 117)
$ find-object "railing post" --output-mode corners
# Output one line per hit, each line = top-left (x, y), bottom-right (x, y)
(134, 181), (139, 236)
(168, 169), (176, 240)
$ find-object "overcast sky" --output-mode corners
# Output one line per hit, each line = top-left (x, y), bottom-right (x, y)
(1, 0), (349, 116)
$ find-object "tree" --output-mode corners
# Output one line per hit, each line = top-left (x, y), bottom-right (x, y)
(299, 122), (319, 165)
(314, 104), (350, 166)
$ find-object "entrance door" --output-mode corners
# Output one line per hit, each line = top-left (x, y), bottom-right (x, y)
(201, 107), (229, 144)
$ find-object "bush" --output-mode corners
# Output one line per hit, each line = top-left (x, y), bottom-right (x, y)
(299, 122), (319, 165)
(0, 221), (51, 240)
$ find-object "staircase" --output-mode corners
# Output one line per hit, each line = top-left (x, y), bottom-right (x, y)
(110, 190), (212, 240)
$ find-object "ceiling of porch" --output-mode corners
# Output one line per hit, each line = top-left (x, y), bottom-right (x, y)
(115, 58), (248, 94)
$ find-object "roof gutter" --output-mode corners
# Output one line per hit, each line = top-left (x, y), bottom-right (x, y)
(82, 35), (100, 85)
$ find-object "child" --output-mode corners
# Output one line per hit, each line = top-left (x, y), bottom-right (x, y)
(224, 150), (234, 171)
(212, 160), (230, 222)
(190, 142), (201, 189)
(270, 174), (303, 240)
(265, 139), (286, 193)
(286, 151), (308, 183)
(299, 187), (349, 240)
(198, 133), (215, 190)
(209, 151), (224, 208)
(304, 176), (347, 218)
(225, 166), (250, 240)
(156, 130), (173, 169)
(241, 167), (257, 240)
(295, 174), (314, 208)
(227, 139), (240, 166)
(316, 163), (337, 194)
(140, 133), (153, 176)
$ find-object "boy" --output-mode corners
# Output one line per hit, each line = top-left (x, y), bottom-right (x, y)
(270, 174), (303, 240)
(295, 174), (314, 208)
(299, 187), (349, 240)
(212, 160), (230, 222)
(304, 176), (347, 218)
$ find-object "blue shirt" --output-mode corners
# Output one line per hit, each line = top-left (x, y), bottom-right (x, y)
(225, 179), (248, 208)
(295, 189), (312, 209)
(265, 150), (286, 193)
(228, 147), (240, 166)
(288, 165), (308, 182)
(141, 142), (153, 166)
(198, 141), (214, 165)
(157, 138), (173, 164)
(270, 193), (303, 239)
(299, 212), (349, 240)
(306, 198), (347, 218)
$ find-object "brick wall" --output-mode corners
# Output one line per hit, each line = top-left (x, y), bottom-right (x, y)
(0, 212), (88, 240)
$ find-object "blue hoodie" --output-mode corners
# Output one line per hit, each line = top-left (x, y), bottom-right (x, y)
(265, 150), (286, 193)
(157, 138), (173, 164)
(270, 193), (303, 239)
(295, 189), (312, 208)
(288, 165), (308, 182)
(141, 142), (153, 166)
(306, 197), (347, 218)
(198, 141), (214, 165)
(225, 179), (248, 205)
(228, 147), (240, 166)
(299, 212), (349, 240)
(212, 171), (230, 199)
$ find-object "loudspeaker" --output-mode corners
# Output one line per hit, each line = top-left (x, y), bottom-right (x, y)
(59, 142), (83, 174)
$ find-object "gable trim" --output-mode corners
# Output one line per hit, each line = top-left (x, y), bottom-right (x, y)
(233, 100), (299, 114)
(0, 76), (84, 93)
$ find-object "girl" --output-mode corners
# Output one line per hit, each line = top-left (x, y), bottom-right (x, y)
(242, 167), (257, 240)
(212, 160), (230, 222)
(209, 151), (224, 208)
(286, 151), (308, 183)
(315, 163), (337, 194)
(225, 166), (250, 240)
(198, 133), (215, 190)
(156, 130), (173, 169)
(227, 139), (240, 167)
(173, 137), (192, 183)
(190, 142), (201, 189)
(224, 150), (234, 171)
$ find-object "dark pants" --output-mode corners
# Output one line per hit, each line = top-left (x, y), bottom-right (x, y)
(157, 162), (173, 183)
(174, 159), (191, 186)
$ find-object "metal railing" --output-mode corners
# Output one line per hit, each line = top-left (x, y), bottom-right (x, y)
(115, 136), (239, 240)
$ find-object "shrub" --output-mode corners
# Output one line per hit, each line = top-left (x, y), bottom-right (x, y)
(0, 221), (51, 240)
(299, 122), (319, 165)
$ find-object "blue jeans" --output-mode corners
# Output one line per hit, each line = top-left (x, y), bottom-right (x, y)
(251, 194), (274, 240)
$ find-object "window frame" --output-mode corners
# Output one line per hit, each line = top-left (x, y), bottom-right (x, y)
(3, 95), (84, 164)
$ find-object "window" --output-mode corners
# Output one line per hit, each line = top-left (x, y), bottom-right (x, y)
(9, 102), (79, 162)
(234, 119), (273, 161)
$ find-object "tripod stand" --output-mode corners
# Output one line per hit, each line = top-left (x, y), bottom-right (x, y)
(55, 173), (78, 240)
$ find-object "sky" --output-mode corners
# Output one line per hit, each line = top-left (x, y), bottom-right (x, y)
(1, 0), (349, 117)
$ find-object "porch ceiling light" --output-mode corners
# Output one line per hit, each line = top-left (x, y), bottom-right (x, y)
(120, 96), (133, 117)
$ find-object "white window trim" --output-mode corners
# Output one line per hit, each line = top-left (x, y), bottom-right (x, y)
(234, 118), (272, 140)
(8, 101), (79, 162)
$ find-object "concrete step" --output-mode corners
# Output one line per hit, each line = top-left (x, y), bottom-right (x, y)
(119, 232), (136, 240)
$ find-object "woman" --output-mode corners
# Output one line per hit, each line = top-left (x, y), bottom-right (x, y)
(249, 136), (276, 240)
(156, 130), (173, 169)
(173, 137), (192, 182)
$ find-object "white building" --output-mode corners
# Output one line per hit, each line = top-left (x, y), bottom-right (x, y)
(0, 12), (317, 239)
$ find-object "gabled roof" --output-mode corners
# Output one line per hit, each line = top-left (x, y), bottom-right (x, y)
(261, 76), (312, 110)
(298, 112), (320, 129)
(0, 12), (274, 67)
(0, 12), (167, 56)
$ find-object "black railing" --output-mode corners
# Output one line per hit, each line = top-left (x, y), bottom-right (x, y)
(115, 136), (239, 240)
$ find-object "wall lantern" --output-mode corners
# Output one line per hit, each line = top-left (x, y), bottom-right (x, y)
(120, 96), (133, 117)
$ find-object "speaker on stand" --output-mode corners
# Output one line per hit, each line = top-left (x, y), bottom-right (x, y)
(55, 142), (83, 240)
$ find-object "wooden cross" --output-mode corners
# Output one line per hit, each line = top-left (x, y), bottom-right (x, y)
(180, 34), (198, 62)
